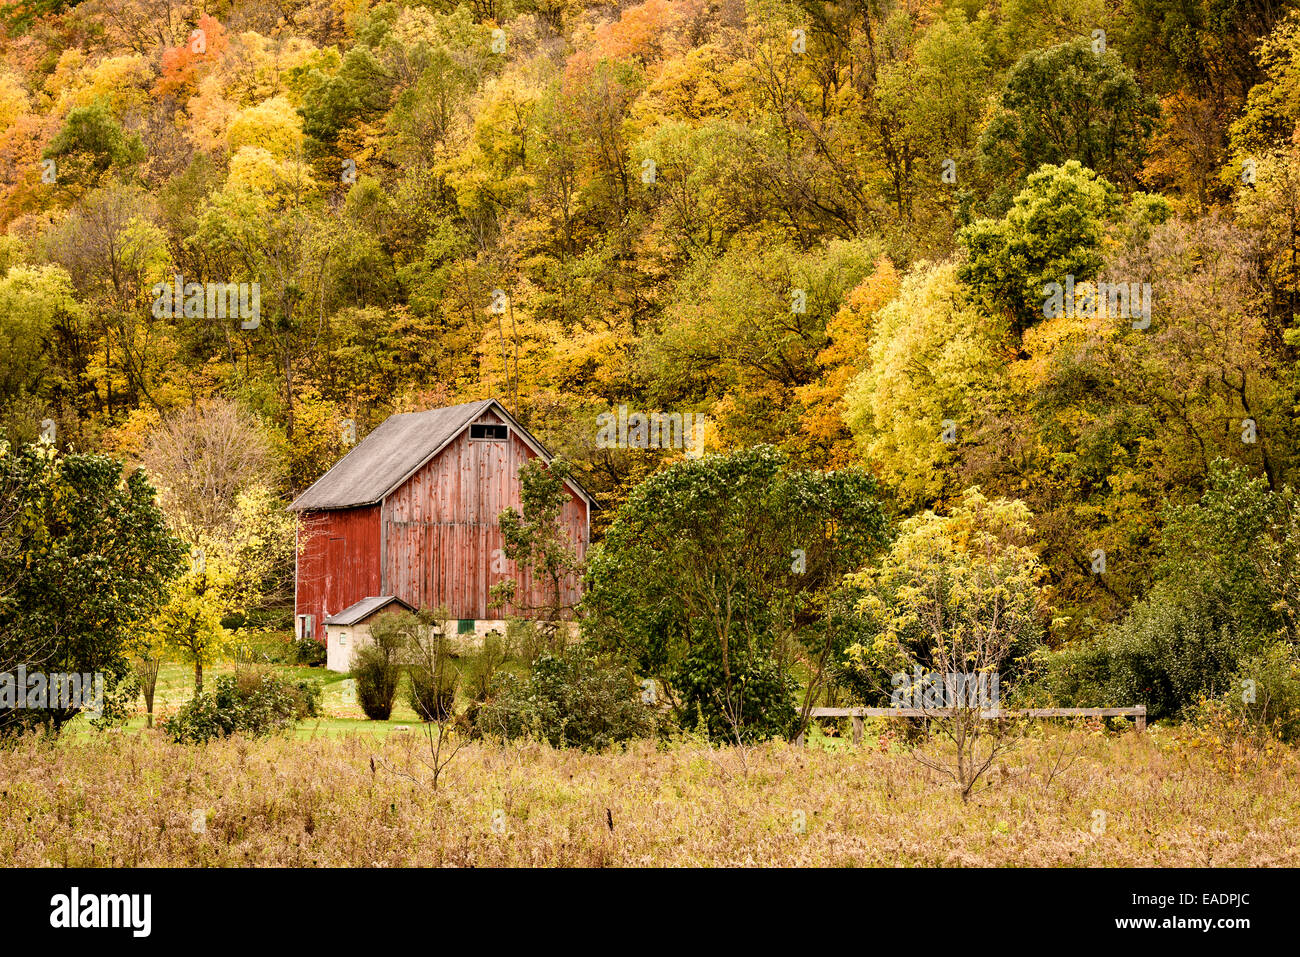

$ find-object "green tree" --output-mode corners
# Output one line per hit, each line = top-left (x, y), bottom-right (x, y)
(43, 99), (145, 194)
(0, 440), (184, 732)
(957, 161), (1120, 332)
(493, 457), (584, 653)
(582, 445), (887, 742)
(978, 39), (1158, 198)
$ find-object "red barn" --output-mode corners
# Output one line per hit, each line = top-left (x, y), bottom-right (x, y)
(290, 399), (595, 646)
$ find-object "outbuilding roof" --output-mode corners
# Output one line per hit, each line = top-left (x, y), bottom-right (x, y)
(323, 595), (415, 626)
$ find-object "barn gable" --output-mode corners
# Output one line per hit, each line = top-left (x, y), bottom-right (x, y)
(380, 406), (590, 618)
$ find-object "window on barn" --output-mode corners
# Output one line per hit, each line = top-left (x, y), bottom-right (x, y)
(458, 619), (475, 635)
(469, 423), (508, 440)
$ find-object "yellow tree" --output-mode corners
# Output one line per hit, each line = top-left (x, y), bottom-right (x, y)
(846, 488), (1049, 801)
(843, 260), (1008, 507)
(150, 545), (237, 695)
(796, 257), (900, 467)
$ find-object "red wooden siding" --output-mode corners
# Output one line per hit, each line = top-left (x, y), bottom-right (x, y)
(294, 410), (591, 636)
(296, 504), (382, 639)
(381, 413), (589, 619)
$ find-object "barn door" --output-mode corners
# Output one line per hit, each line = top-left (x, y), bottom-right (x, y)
(325, 536), (345, 618)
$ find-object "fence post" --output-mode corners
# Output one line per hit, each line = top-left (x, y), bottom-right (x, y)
(852, 715), (863, 746)
(1135, 706), (1146, 733)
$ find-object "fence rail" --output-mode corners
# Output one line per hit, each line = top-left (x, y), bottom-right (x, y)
(797, 705), (1147, 746)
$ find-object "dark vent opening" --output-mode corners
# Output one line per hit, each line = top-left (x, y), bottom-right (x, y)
(470, 423), (508, 440)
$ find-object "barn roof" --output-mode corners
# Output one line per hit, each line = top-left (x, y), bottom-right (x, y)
(289, 398), (597, 512)
(324, 595), (415, 626)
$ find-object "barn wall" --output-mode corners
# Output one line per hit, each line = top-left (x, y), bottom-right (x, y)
(381, 414), (589, 619)
(296, 505), (382, 639)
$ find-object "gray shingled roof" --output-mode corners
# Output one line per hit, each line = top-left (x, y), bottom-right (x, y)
(324, 595), (415, 626)
(290, 399), (494, 511)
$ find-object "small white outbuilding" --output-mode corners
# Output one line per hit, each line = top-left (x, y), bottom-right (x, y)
(323, 595), (416, 673)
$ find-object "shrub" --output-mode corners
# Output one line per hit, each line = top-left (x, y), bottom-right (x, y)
(290, 677), (323, 718)
(1239, 644), (1300, 742)
(353, 644), (402, 720)
(163, 672), (300, 744)
(506, 618), (547, 664)
(351, 610), (412, 720)
(1030, 642), (1111, 708)
(674, 643), (797, 743)
(1191, 643), (1300, 746)
(292, 635), (327, 666)
(1091, 461), (1300, 721)
(409, 661), (457, 721)
(397, 606), (461, 723)
(1101, 580), (1251, 721)
(473, 671), (538, 739)
(460, 630), (508, 703)
(476, 646), (659, 750)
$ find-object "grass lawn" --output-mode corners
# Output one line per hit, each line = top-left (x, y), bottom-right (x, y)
(74, 659), (434, 740)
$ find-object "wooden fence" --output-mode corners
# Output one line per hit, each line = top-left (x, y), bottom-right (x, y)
(796, 706), (1147, 746)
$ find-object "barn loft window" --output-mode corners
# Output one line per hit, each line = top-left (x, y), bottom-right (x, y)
(470, 423), (508, 440)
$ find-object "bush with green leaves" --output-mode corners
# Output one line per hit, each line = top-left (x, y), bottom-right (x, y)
(1198, 643), (1300, 743)
(460, 630), (507, 703)
(1099, 581), (1248, 719)
(674, 640), (797, 742)
(1038, 461), (1300, 721)
(1026, 642), (1111, 710)
(353, 644), (402, 720)
(290, 677), (323, 718)
(409, 652), (457, 721)
(292, 635), (327, 667)
(351, 609), (413, 720)
(162, 671), (302, 744)
(476, 646), (660, 750)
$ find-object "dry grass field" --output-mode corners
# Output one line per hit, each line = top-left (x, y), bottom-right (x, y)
(1, 724), (1296, 867)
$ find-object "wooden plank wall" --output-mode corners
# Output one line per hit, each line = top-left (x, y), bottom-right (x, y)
(295, 504), (382, 638)
(381, 412), (589, 619)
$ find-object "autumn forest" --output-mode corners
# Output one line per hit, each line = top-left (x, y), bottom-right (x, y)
(5, 0), (1300, 762)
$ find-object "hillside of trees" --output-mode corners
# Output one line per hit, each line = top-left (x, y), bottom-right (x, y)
(4, 0), (1300, 740)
